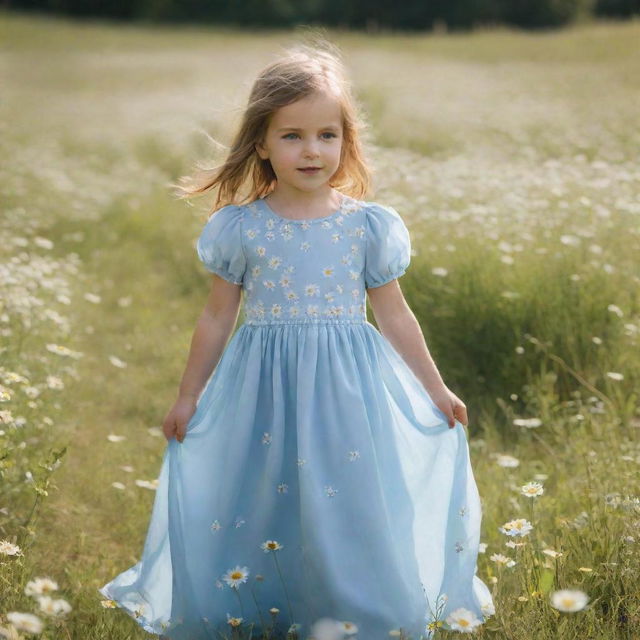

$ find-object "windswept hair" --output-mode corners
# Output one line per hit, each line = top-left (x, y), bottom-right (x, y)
(172, 32), (373, 215)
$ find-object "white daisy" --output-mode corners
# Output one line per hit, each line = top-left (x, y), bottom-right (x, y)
(24, 577), (59, 597)
(445, 607), (482, 632)
(499, 518), (533, 537)
(521, 481), (544, 497)
(222, 565), (250, 589)
(6, 612), (44, 633)
(490, 553), (516, 567)
(550, 589), (589, 612)
(260, 540), (284, 552)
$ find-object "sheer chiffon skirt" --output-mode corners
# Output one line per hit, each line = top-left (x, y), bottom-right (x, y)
(98, 320), (493, 639)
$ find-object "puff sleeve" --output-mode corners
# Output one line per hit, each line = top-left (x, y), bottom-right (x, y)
(196, 205), (246, 284)
(364, 202), (411, 288)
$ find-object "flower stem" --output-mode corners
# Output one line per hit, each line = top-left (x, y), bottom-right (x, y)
(272, 552), (295, 626)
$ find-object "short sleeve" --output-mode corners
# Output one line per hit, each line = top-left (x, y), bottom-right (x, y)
(196, 205), (246, 284)
(364, 202), (411, 288)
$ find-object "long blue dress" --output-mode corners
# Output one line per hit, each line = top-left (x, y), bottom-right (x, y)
(98, 193), (494, 639)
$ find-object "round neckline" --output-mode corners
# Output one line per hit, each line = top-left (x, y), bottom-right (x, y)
(258, 193), (347, 224)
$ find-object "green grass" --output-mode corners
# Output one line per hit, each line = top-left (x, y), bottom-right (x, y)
(0, 10), (639, 639)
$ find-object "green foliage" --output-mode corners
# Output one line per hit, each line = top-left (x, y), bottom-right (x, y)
(4, 0), (640, 29)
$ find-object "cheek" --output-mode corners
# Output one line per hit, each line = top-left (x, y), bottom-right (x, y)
(329, 142), (343, 161)
(281, 147), (302, 165)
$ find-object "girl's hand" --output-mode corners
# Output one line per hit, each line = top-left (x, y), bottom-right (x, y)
(162, 396), (198, 443)
(428, 385), (468, 429)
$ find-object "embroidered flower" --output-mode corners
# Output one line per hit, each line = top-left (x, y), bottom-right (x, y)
(210, 520), (222, 532)
(277, 483), (289, 494)
(325, 486), (338, 497)
(280, 226), (294, 241)
(270, 304), (283, 317)
(262, 432), (272, 445)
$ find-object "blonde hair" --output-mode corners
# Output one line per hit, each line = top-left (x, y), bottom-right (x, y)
(173, 34), (373, 215)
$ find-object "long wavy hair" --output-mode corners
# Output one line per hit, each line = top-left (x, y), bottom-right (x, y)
(172, 34), (373, 216)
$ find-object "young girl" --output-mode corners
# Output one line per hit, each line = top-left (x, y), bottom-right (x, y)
(99, 40), (494, 639)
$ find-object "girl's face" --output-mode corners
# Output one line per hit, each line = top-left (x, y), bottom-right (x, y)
(255, 91), (343, 195)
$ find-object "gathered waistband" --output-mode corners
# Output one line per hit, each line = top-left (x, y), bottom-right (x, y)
(242, 318), (367, 327)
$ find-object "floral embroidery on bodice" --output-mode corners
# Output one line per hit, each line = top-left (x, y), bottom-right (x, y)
(241, 196), (368, 325)
(195, 193), (412, 326)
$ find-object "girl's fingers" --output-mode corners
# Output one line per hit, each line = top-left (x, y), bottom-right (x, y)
(453, 404), (468, 427)
(447, 408), (455, 428)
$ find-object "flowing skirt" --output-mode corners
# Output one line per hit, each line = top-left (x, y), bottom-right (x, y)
(98, 320), (494, 639)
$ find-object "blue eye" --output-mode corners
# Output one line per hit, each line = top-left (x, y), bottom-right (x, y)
(281, 132), (337, 140)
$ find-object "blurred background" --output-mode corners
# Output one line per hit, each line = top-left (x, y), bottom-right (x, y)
(3, 0), (640, 29)
(1, 4), (639, 640)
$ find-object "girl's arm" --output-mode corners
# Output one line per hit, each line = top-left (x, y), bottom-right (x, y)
(366, 280), (468, 428)
(163, 275), (242, 442)
(178, 275), (242, 399)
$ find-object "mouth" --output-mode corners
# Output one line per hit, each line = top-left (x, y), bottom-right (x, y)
(298, 167), (322, 173)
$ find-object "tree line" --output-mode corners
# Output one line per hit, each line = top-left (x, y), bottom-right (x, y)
(4, 0), (640, 30)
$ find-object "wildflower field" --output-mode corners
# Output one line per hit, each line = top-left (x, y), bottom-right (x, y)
(1, 10), (639, 639)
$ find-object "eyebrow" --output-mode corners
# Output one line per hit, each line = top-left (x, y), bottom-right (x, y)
(276, 125), (341, 132)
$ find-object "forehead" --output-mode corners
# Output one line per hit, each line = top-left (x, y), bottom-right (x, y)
(269, 92), (343, 130)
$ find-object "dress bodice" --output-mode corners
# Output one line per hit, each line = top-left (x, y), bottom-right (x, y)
(196, 193), (412, 326)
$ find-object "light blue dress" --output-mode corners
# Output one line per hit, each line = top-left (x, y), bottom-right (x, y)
(98, 194), (494, 639)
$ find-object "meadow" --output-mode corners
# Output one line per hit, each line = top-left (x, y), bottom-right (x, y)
(0, 10), (639, 639)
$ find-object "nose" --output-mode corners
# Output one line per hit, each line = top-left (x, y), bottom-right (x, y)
(302, 138), (320, 157)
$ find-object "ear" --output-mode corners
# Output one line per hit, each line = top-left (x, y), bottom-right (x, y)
(255, 141), (268, 160)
